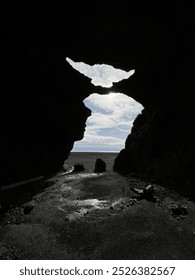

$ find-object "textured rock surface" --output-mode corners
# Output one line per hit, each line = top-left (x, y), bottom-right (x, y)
(1, 3), (195, 195)
(114, 93), (195, 192)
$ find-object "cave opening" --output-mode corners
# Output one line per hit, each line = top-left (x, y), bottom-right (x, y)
(66, 57), (135, 88)
(73, 92), (143, 152)
(66, 57), (143, 153)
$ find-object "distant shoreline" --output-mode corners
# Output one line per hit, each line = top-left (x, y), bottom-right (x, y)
(66, 151), (118, 173)
(71, 151), (119, 154)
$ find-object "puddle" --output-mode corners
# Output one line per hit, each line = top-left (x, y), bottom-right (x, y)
(63, 173), (104, 181)
(66, 209), (89, 221)
(48, 171), (133, 221)
(112, 198), (123, 207)
(58, 198), (109, 211)
(47, 172), (105, 186)
(57, 165), (74, 176)
(76, 199), (108, 208)
(57, 197), (110, 221)
(57, 197), (128, 221)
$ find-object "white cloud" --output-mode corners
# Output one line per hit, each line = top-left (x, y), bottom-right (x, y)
(73, 93), (143, 152)
(73, 132), (125, 152)
(87, 92), (142, 117)
(66, 57), (135, 88)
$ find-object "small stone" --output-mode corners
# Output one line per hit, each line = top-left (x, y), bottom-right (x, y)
(130, 187), (143, 195)
(73, 164), (85, 172)
(171, 205), (188, 217)
(145, 184), (155, 193)
(130, 201), (134, 206)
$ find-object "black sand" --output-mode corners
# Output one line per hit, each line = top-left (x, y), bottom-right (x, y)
(0, 152), (195, 259)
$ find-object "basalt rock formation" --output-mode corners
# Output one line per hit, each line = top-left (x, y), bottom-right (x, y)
(94, 159), (106, 173)
(112, 4), (195, 194)
(1, 3), (195, 196)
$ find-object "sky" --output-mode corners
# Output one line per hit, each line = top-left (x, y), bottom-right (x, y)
(66, 58), (143, 152)
(66, 58), (135, 88)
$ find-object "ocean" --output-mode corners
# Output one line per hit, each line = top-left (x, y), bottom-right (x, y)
(64, 152), (118, 173)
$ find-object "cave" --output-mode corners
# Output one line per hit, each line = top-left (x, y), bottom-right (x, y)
(1, 3), (194, 191)
(0, 2), (195, 261)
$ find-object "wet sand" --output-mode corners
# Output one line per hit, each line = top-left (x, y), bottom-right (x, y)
(0, 153), (195, 259)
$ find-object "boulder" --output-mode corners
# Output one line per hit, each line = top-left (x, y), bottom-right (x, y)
(94, 159), (106, 173)
(73, 164), (85, 172)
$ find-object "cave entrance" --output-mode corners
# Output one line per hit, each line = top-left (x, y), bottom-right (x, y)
(73, 92), (143, 152)
(66, 57), (143, 152)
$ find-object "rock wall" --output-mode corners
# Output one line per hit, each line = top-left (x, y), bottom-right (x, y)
(1, 3), (195, 192)
(112, 4), (195, 193)
(0, 4), (95, 185)
(114, 106), (195, 189)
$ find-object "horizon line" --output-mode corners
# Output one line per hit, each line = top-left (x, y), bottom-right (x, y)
(71, 151), (119, 153)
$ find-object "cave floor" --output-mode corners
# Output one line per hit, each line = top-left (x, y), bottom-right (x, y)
(0, 171), (195, 260)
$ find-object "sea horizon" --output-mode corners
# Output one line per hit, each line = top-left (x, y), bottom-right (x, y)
(71, 151), (119, 153)
(66, 151), (118, 173)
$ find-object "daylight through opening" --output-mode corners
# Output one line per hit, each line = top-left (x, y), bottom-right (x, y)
(73, 93), (143, 152)
(66, 57), (143, 152)
(66, 57), (135, 88)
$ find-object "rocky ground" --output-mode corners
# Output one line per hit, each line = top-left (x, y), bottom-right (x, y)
(0, 168), (195, 260)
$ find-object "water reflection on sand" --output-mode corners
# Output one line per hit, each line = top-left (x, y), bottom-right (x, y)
(49, 169), (127, 221)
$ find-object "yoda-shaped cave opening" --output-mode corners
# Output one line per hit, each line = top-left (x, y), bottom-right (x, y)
(66, 57), (144, 153)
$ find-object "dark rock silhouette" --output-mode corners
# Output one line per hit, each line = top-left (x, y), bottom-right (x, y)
(170, 204), (188, 218)
(73, 164), (85, 172)
(130, 185), (157, 203)
(0, 3), (195, 197)
(23, 205), (34, 215)
(114, 149), (132, 172)
(94, 159), (106, 173)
